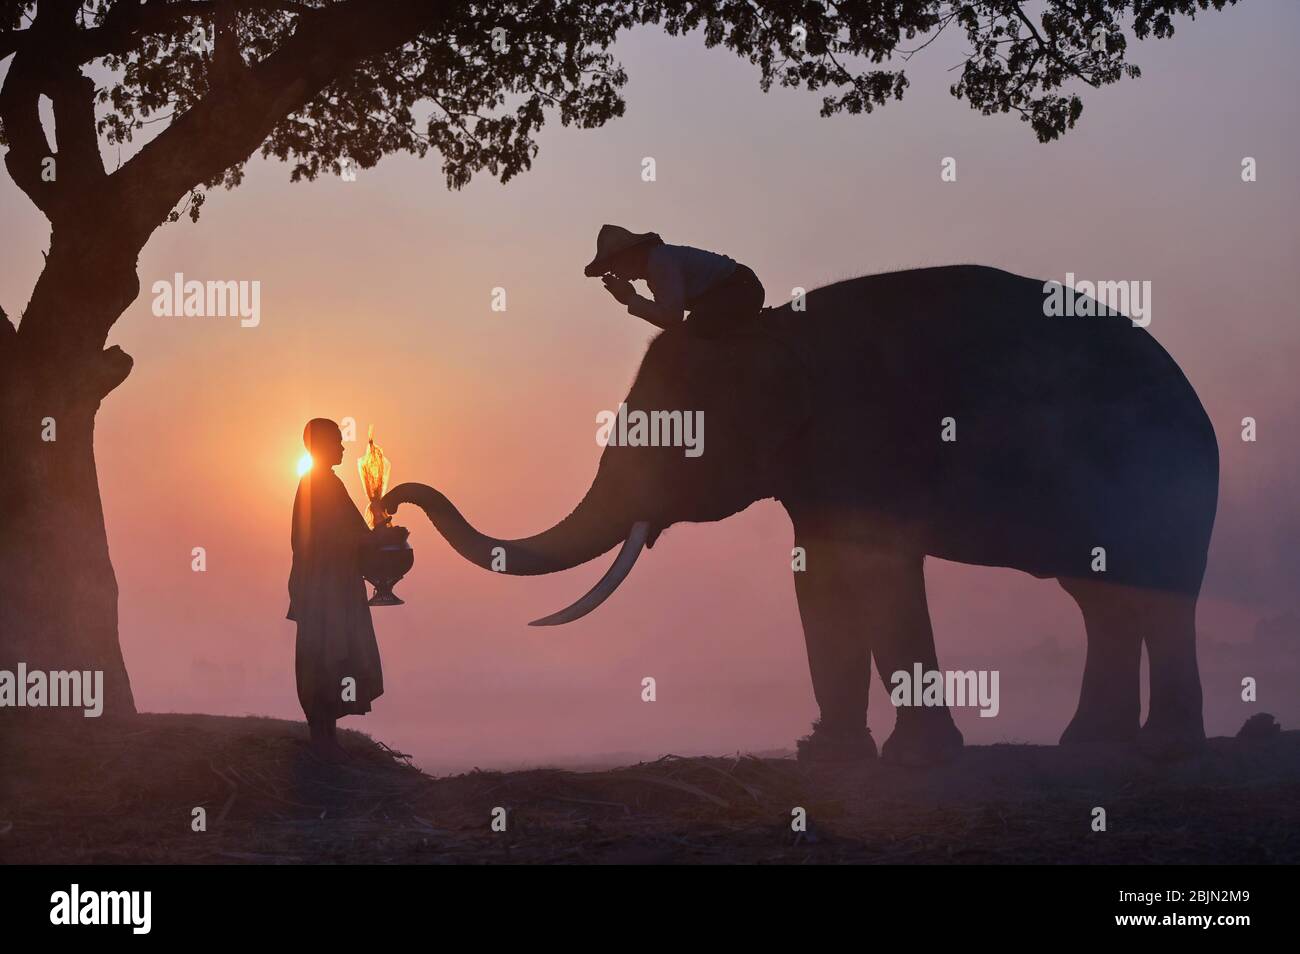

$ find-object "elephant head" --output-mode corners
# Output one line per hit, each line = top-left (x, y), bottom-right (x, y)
(382, 318), (810, 625)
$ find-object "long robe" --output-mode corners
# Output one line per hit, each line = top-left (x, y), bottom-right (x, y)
(287, 468), (384, 719)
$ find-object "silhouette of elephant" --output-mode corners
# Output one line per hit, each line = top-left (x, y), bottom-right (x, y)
(384, 265), (1218, 764)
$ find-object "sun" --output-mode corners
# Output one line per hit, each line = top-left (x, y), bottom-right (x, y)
(296, 453), (313, 477)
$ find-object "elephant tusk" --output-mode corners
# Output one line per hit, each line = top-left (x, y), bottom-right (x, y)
(528, 521), (651, 626)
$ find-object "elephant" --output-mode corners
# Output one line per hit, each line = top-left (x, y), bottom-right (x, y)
(383, 265), (1219, 764)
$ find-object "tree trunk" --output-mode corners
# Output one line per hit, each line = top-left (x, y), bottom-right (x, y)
(0, 0), (462, 721)
(0, 228), (140, 717)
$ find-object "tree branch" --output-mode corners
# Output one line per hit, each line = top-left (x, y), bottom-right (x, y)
(0, 30), (21, 61)
(1009, 0), (1100, 89)
(1, 2), (110, 222)
(111, 0), (466, 243)
(88, 344), (134, 398)
(78, 0), (315, 61)
(0, 52), (54, 216)
(209, 0), (247, 87)
(48, 67), (107, 192)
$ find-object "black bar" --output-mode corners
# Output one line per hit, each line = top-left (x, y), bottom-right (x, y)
(3, 864), (1283, 940)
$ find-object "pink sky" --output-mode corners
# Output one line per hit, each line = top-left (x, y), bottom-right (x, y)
(2, 6), (1297, 772)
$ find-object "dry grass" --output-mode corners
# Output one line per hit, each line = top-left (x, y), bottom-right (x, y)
(2, 714), (1297, 864)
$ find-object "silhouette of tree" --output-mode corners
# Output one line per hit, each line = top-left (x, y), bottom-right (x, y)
(0, 0), (1239, 711)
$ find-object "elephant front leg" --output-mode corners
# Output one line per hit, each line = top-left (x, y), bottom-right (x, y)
(862, 551), (964, 766)
(792, 536), (876, 761)
(791, 537), (964, 764)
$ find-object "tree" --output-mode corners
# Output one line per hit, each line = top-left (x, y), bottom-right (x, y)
(0, 0), (1238, 714)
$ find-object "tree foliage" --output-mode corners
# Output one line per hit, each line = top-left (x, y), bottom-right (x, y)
(0, 0), (1239, 222)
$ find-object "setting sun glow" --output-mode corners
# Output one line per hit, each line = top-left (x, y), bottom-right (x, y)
(296, 453), (313, 477)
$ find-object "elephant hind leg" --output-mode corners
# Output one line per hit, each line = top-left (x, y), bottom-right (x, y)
(1138, 589), (1205, 755)
(1058, 576), (1143, 745)
(1058, 577), (1205, 753)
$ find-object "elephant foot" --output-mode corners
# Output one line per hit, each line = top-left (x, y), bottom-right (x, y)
(1059, 709), (1139, 746)
(881, 715), (964, 767)
(795, 720), (877, 762)
(1137, 719), (1206, 761)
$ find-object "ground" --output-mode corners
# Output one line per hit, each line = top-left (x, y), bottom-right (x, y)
(2, 714), (1297, 864)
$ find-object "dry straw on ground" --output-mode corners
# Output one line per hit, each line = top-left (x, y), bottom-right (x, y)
(2, 713), (1297, 864)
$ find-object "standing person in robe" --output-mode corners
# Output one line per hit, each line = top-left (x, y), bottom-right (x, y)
(287, 418), (390, 760)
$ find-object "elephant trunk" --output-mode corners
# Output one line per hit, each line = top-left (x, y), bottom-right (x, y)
(384, 478), (651, 625)
(383, 477), (636, 577)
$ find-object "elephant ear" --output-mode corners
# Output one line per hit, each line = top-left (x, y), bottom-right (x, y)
(623, 324), (812, 524)
(693, 329), (812, 497)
